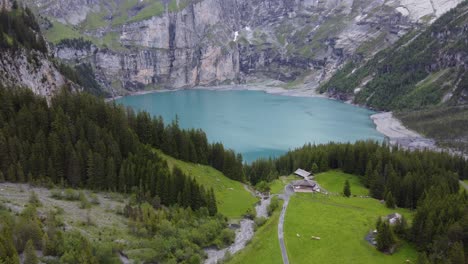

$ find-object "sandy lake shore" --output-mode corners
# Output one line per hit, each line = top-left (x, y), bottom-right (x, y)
(371, 112), (467, 158)
(371, 112), (440, 151)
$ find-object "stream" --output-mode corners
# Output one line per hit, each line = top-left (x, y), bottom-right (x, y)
(204, 196), (271, 264)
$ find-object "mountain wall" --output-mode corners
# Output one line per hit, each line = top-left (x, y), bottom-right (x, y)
(25, 0), (462, 95)
(0, 1), (70, 98)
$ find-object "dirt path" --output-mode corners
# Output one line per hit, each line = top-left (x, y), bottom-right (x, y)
(278, 184), (294, 264)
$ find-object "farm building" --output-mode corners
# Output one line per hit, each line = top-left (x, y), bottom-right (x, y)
(292, 180), (318, 193)
(294, 169), (312, 179)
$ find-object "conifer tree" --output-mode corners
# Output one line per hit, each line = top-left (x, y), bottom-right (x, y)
(376, 220), (396, 252)
(364, 160), (373, 187)
(311, 163), (319, 174)
(385, 191), (396, 209)
(16, 163), (25, 182)
(208, 188), (217, 216)
(24, 239), (38, 264)
(343, 179), (351, 197)
(67, 150), (81, 187)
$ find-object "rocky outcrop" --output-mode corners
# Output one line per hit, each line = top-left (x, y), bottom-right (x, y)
(27, 0), (462, 95)
(0, 0), (11, 10)
(0, 50), (68, 98)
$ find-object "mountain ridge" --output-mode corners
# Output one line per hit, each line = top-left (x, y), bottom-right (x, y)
(24, 0), (462, 96)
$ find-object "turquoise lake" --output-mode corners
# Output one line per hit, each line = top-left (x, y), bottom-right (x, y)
(115, 89), (384, 162)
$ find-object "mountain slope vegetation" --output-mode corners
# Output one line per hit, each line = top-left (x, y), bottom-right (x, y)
(320, 1), (468, 110)
(320, 1), (468, 151)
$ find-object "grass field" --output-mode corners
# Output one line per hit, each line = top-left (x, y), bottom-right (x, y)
(270, 175), (298, 194)
(156, 150), (258, 219)
(315, 170), (369, 196)
(285, 193), (417, 264)
(227, 202), (283, 264)
(45, 21), (83, 43)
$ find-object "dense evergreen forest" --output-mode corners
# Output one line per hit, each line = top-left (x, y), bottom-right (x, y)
(246, 141), (468, 262)
(0, 86), (220, 213)
(0, 85), (249, 263)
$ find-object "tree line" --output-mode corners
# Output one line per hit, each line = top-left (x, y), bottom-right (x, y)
(0, 86), (217, 214)
(0, 3), (47, 53)
(247, 141), (467, 209)
(130, 111), (244, 182)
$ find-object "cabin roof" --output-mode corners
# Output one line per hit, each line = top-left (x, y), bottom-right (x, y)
(294, 169), (311, 178)
(292, 180), (316, 188)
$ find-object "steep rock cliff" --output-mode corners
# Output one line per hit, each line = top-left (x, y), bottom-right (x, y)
(25, 0), (462, 95)
(0, 1), (70, 98)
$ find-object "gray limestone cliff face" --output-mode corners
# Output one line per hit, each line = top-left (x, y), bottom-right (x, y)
(0, 50), (68, 98)
(28, 0), (462, 95)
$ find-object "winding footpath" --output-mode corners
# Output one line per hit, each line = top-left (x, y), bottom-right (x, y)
(278, 184), (294, 264)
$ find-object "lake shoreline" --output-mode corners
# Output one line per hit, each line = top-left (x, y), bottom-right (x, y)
(108, 84), (453, 156)
(106, 83), (328, 102)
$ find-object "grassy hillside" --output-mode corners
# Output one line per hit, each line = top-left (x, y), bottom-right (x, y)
(283, 171), (417, 263)
(156, 150), (258, 219)
(270, 175), (297, 194)
(227, 202), (283, 264)
(285, 194), (417, 264)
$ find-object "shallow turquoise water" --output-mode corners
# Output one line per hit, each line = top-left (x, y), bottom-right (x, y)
(115, 90), (383, 162)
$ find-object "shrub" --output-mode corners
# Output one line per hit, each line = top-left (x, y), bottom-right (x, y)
(254, 217), (267, 229)
(24, 239), (38, 264)
(50, 189), (63, 200)
(267, 197), (280, 216)
(244, 208), (256, 220)
(218, 228), (235, 246)
(29, 191), (42, 207)
(64, 189), (79, 201)
(79, 192), (91, 209)
(88, 193), (100, 205)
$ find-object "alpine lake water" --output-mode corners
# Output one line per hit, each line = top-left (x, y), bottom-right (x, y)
(115, 89), (384, 163)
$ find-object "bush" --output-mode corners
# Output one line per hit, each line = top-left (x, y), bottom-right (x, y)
(88, 193), (100, 205)
(54, 206), (65, 215)
(79, 192), (91, 209)
(50, 189), (63, 200)
(244, 208), (256, 220)
(24, 239), (38, 264)
(218, 228), (235, 246)
(255, 181), (270, 193)
(267, 197), (280, 216)
(29, 191), (42, 207)
(64, 189), (79, 201)
(254, 217), (267, 229)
